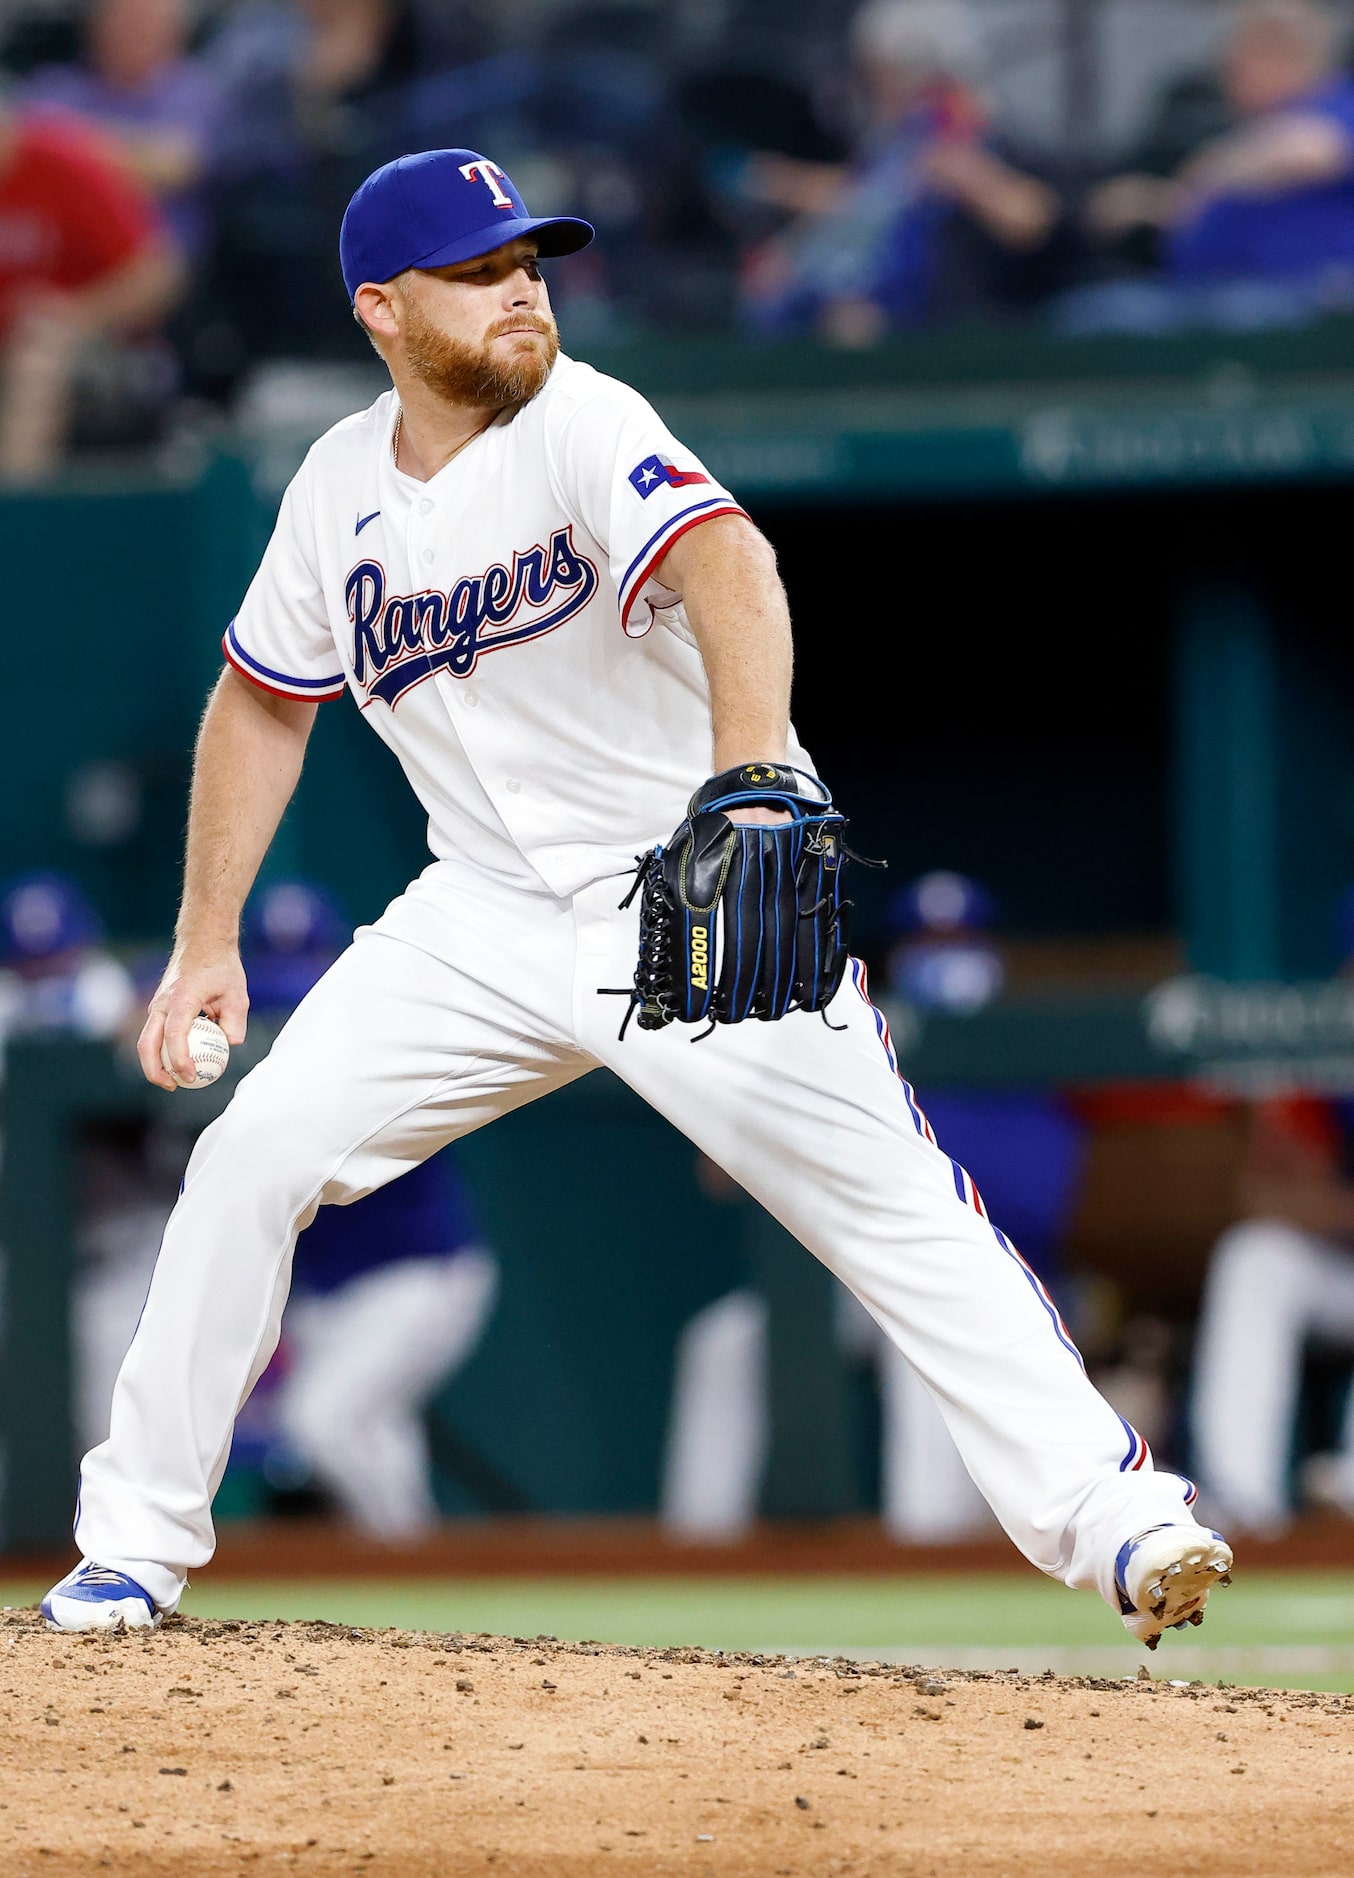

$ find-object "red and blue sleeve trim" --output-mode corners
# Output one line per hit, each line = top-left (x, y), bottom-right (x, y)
(223, 621), (346, 702)
(618, 495), (747, 636)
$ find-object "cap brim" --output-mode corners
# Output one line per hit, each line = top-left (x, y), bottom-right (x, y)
(410, 215), (595, 273)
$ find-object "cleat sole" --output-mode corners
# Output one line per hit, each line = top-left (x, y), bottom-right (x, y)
(1119, 1528), (1234, 1651)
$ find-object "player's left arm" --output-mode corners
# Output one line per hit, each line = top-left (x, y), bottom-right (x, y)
(1177, 113), (1352, 204)
(621, 513), (849, 1032)
(654, 512), (792, 787)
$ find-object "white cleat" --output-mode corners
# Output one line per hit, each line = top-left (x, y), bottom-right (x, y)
(41, 1561), (161, 1633)
(1115, 1525), (1233, 1652)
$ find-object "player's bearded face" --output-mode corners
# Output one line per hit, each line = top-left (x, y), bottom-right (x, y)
(401, 300), (560, 409)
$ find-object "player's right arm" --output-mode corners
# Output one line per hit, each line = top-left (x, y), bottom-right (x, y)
(139, 670), (316, 1090)
(140, 447), (344, 1088)
(138, 672), (313, 1089)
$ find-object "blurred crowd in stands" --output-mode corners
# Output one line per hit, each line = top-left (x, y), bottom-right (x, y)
(1, 0), (1354, 473)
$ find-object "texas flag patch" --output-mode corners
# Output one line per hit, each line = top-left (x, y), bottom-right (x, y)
(628, 454), (710, 498)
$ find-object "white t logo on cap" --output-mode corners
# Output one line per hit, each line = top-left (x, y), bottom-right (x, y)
(459, 160), (513, 210)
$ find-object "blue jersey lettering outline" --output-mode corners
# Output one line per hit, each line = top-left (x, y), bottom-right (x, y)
(346, 527), (599, 707)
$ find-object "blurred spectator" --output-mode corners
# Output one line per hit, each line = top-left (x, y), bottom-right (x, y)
(242, 879), (500, 1539)
(24, 0), (224, 263)
(201, 0), (503, 367)
(737, 0), (1064, 341)
(1192, 1092), (1354, 1533)
(527, 3), (684, 338)
(1069, 0), (1354, 332)
(885, 868), (1004, 1013)
(1079, 73), (1234, 282)
(0, 101), (181, 477)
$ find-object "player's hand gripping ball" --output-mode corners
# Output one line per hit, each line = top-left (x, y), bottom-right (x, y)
(612, 763), (857, 1036)
(161, 1015), (230, 1089)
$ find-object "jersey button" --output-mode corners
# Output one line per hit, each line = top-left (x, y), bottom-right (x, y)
(505, 777), (521, 794)
(463, 691), (479, 708)
(418, 498), (433, 516)
(422, 548), (435, 564)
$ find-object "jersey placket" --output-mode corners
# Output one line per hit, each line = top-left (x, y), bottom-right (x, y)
(409, 477), (533, 855)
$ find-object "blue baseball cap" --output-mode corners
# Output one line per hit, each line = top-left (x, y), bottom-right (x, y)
(0, 870), (101, 964)
(340, 148), (594, 300)
(242, 879), (353, 1014)
(243, 879), (351, 957)
(887, 871), (996, 936)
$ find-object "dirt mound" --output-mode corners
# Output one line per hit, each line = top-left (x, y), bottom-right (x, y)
(3, 1608), (1353, 1875)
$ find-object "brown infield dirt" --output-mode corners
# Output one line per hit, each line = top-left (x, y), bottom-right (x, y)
(3, 1610), (1353, 1878)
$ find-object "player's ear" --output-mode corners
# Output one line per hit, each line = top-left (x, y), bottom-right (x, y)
(353, 280), (399, 344)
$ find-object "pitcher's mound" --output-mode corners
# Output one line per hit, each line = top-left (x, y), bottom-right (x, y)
(3, 1609), (1351, 1875)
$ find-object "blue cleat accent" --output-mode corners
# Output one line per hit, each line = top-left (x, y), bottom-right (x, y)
(1114, 1525), (1233, 1651)
(41, 1561), (160, 1633)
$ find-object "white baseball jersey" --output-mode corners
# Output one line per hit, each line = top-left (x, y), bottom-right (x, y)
(225, 356), (812, 897)
(72, 351), (1208, 1635)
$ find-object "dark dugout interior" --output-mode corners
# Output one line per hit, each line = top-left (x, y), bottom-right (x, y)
(759, 481), (1354, 952)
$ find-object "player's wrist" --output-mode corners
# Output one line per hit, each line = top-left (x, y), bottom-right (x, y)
(711, 746), (789, 772)
(171, 926), (243, 963)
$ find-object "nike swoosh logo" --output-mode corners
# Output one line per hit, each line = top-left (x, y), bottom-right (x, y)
(355, 510), (380, 535)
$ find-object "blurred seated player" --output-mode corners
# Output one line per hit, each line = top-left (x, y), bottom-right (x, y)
(0, 870), (135, 1044)
(245, 879), (499, 1539)
(24, 0), (223, 267)
(737, 0), (1063, 342)
(885, 868), (1004, 1013)
(73, 1116), (183, 1456)
(0, 871), (148, 1454)
(1192, 1086), (1354, 1533)
(663, 875), (1086, 1542)
(0, 94), (181, 478)
(1070, 0), (1354, 332)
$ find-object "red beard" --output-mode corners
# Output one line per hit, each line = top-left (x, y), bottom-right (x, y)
(402, 307), (560, 410)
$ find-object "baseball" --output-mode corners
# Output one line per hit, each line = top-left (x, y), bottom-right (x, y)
(161, 1015), (230, 1089)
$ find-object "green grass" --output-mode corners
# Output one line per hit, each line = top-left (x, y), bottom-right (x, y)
(8, 1571), (1354, 1692)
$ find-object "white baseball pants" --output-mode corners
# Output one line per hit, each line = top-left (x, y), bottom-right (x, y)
(1192, 1216), (1354, 1530)
(77, 858), (1199, 1612)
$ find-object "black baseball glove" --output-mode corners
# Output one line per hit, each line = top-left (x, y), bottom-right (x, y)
(607, 762), (854, 1038)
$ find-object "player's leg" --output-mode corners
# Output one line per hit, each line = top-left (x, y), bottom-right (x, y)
(65, 872), (588, 1616)
(580, 882), (1222, 1627)
(278, 1249), (499, 1538)
(1192, 1219), (1354, 1529)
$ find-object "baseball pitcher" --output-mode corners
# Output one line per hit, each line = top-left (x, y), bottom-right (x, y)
(44, 149), (1232, 1647)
